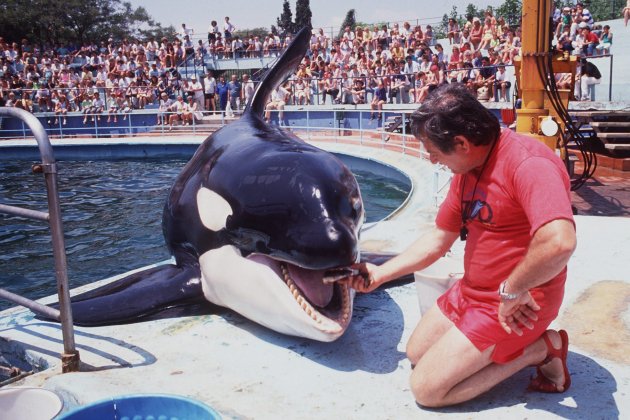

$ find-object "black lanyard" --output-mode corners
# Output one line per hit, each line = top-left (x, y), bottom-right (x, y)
(460, 137), (498, 241)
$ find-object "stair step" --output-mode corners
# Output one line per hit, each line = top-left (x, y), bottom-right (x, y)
(605, 143), (630, 151)
(597, 132), (630, 139)
(591, 122), (630, 128)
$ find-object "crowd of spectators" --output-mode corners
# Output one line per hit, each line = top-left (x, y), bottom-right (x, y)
(0, 7), (612, 122)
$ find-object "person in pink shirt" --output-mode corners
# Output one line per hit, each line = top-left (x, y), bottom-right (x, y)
(343, 83), (576, 407)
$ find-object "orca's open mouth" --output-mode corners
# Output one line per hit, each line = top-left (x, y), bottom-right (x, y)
(279, 263), (352, 329)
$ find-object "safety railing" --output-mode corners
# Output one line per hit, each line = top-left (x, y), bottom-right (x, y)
(0, 107), (81, 373)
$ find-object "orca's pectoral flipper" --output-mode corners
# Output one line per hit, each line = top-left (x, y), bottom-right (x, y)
(46, 264), (208, 326)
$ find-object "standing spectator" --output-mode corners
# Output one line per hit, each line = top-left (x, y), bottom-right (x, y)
(204, 71), (217, 113)
(424, 25), (435, 47)
(189, 74), (204, 110)
(227, 74), (241, 111)
(574, 57), (601, 101)
(223, 17), (236, 40)
(241, 73), (255, 108)
(625, 0), (630, 27)
(208, 20), (220, 43)
(180, 23), (194, 40)
(216, 76), (229, 111)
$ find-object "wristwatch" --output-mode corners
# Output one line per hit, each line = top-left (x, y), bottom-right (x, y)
(498, 280), (521, 301)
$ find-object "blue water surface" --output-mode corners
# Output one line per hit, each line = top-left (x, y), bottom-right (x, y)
(0, 159), (409, 311)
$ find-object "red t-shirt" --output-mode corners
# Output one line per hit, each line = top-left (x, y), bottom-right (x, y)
(434, 129), (575, 363)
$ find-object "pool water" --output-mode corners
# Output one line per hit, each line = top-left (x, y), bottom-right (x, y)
(0, 159), (409, 311)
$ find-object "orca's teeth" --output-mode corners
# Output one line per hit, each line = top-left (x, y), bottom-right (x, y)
(280, 263), (351, 328)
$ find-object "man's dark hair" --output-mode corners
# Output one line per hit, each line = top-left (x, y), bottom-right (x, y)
(410, 83), (500, 153)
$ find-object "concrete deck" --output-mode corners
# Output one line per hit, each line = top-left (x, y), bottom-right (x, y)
(1, 140), (629, 419)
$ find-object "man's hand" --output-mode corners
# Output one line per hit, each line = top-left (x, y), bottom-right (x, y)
(498, 292), (541, 335)
(339, 262), (381, 293)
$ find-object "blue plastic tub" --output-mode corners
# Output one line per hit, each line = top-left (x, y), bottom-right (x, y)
(57, 394), (221, 420)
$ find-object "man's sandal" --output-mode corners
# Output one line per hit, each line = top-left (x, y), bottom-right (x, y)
(528, 329), (571, 393)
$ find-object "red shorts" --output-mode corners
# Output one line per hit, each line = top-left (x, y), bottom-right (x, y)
(437, 275), (565, 364)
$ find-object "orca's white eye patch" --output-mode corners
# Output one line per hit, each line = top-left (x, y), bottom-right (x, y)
(197, 187), (233, 231)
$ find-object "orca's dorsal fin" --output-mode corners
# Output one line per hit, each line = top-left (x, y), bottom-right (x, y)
(249, 27), (311, 117)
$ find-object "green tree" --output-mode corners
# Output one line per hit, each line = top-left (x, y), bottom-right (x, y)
(337, 9), (357, 39)
(588, 0), (622, 20)
(464, 3), (485, 21)
(496, 0), (522, 27)
(0, 0), (172, 46)
(294, 0), (313, 32)
(276, 0), (294, 34)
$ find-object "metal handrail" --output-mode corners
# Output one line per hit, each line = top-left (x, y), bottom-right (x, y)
(0, 107), (80, 373)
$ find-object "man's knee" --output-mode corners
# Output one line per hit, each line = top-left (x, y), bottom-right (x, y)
(410, 368), (445, 408)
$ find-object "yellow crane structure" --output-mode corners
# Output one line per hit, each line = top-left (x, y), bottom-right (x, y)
(514, 0), (578, 151)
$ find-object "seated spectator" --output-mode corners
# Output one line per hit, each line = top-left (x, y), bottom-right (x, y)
(596, 25), (612, 55)
(264, 84), (289, 125)
(494, 65), (511, 102)
(157, 92), (173, 124)
(107, 93), (120, 123)
(370, 80), (387, 120)
(409, 71), (430, 103)
(54, 94), (69, 124)
(474, 56), (496, 100)
(555, 72), (573, 89)
(321, 71), (340, 104)
(574, 57), (601, 101)
(447, 18), (461, 45)
(82, 92), (104, 123)
(351, 78), (366, 104)
(469, 18), (483, 50)
(294, 77), (309, 105)
(424, 25), (435, 46)
(580, 25), (599, 56)
(168, 95), (188, 129)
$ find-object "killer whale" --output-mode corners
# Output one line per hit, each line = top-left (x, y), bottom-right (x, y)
(54, 28), (406, 341)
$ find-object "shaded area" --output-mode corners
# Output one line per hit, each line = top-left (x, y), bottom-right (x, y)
(571, 166), (630, 217)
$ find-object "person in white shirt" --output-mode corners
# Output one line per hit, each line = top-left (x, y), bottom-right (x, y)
(241, 73), (255, 108)
(181, 23), (194, 40)
(264, 84), (289, 124)
(223, 17), (236, 40)
(204, 72), (217, 112)
(189, 75), (204, 110)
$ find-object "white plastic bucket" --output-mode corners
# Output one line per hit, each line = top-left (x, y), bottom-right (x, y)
(414, 256), (464, 316)
(0, 387), (63, 420)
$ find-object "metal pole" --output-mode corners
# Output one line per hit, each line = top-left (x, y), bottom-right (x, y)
(0, 107), (80, 373)
(609, 54), (613, 101)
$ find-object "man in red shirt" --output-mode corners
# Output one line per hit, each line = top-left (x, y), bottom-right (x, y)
(344, 84), (576, 407)
(581, 25), (600, 56)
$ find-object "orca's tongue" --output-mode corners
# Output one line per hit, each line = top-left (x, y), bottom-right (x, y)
(287, 265), (333, 308)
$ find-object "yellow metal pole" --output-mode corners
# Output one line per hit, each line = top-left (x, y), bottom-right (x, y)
(515, 0), (558, 150)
